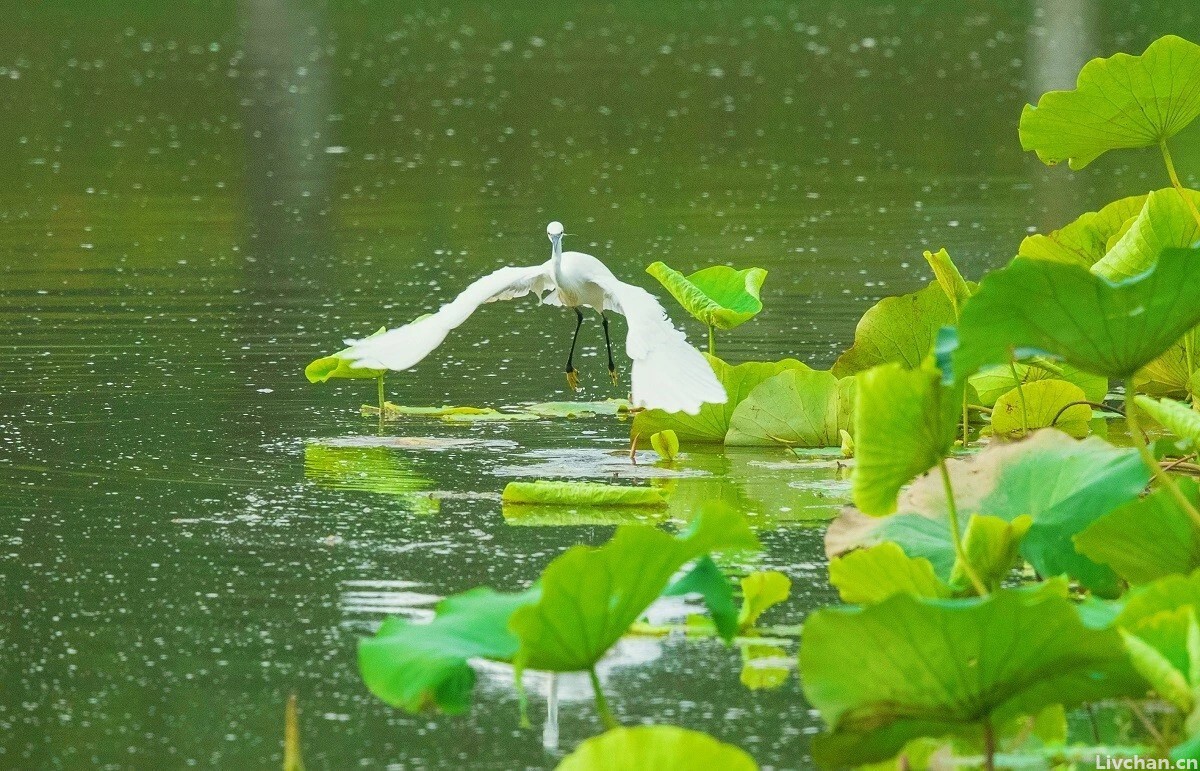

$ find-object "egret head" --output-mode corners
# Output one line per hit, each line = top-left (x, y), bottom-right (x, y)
(546, 221), (564, 242)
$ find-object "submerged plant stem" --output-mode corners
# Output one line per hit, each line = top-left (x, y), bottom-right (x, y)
(588, 667), (618, 729)
(1161, 139), (1200, 229)
(1124, 377), (1200, 529)
(940, 458), (988, 596)
(1009, 361), (1029, 436)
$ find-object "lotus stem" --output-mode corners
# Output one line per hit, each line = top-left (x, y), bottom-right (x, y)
(588, 667), (618, 730)
(284, 693), (304, 771)
(961, 391), (970, 448)
(983, 718), (996, 771)
(708, 325), (716, 356)
(939, 458), (988, 596)
(1124, 377), (1200, 529)
(1009, 361), (1029, 437)
(1160, 139), (1200, 229)
(1050, 401), (1121, 426)
(377, 375), (386, 413)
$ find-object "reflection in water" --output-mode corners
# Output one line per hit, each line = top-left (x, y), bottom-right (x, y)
(303, 443), (440, 515)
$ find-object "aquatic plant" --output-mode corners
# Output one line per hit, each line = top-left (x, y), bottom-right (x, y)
(646, 262), (767, 355)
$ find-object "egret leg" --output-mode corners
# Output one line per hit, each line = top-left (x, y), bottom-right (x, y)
(601, 312), (619, 385)
(565, 308), (584, 390)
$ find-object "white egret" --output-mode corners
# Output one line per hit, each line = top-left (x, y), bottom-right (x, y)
(342, 221), (726, 414)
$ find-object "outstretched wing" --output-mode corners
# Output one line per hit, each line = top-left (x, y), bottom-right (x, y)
(592, 274), (726, 414)
(344, 262), (556, 371)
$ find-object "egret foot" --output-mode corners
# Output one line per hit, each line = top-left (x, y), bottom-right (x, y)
(566, 369), (581, 390)
(609, 367), (620, 386)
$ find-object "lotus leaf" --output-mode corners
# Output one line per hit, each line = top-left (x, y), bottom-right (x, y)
(555, 725), (758, 771)
(969, 361), (1106, 408)
(631, 355), (807, 443)
(358, 586), (540, 714)
(1137, 395), (1200, 445)
(1094, 188), (1200, 282)
(645, 262), (767, 330)
(1018, 35), (1200, 169)
(990, 379), (1091, 439)
(524, 399), (631, 418)
(501, 481), (668, 507)
(737, 570), (791, 631)
(831, 431), (1149, 595)
(953, 248), (1200, 380)
(740, 643), (791, 691)
(832, 282), (960, 377)
(510, 505), (758, 672)
(1138, 329), (1199, 399)
(800, 585), (1131, 766)
(1018, 195), (1147, 268)
(305, 327), (387, 382)
(725, 368), (856, 447)
(1075, 479), (1200, 585)
(828, 542), (950, 604)
(923, 248), (973, 318)
(650, 430), (680, 461)
(852, 363), (961, 516)
(371, 403), (496, 418)
(663, 555), (739, 641)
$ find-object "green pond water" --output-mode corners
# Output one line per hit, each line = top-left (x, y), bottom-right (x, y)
(2, 2), (1197, 768)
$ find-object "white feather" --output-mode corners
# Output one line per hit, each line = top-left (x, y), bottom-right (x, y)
(336, 224), (727, 414)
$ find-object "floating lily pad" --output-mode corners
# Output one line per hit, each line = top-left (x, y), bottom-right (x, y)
(441, 410), (541, 423)
(320, 435), (517, 452)
(501, 504), (669, 527)
(511, 505), (758, 672)
(1019, 35), (1200, 169)
(1018, 195), (1148, 268)
(524, 399), (632, 418)
(953, 248), (1200, 380)
(363, 403), (497, 419)
(494, 448), (705, 480)
(555, 725), (758, 771)
(306, 327), (387, 382)
(990, 379), (1092, 439)
(1076, 479), (1200, 585)
(631, 356), (808, 443)
(725, 368), (856, 447)
(646, 262), (767, 330)
(832, 282), (961, 377)
(501, 481), (668, 507)
(852, 363), (961, 516)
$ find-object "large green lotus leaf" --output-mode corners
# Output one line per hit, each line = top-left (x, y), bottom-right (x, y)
(725, 368), (855, 447)
(828, 515), (1027, 600)
(737, 570), (791, 631)
(1119, 606), (1198, 712)
(828, 542), (950, 604)
(1137, 395), (1200, 445)
(831, 430), (1149, 596)
(970, 362), (1107, 408)
(631, 356), (807, 443)
(852, 363), (961, 515)
(646, 262), (767, 330)
(832, 282), (960, 376)
(1137, 328), (1199, 399)
(1094, 189), (1200, 282)
(358, 586), (540, 714)
(953, 248), (1200, 380)
(555, 725), (758, 771)
(1075, 478), (1200, 585)
(800, 586), (1132, 766)
(923, 248), (973, 317)
(501, 481), (668, 507)
(1118, 569), (1200, 630)
(1019, 35), (1200, 169)
(305, 327), (388, 381)
(662, 555), (738, 641)
(990, 379), (1092, 439)
(1018, 195), (1147, 268)
(510, 505), (757, 672)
